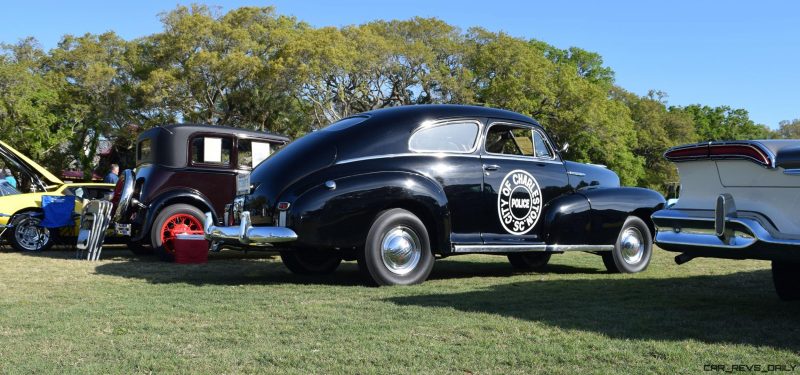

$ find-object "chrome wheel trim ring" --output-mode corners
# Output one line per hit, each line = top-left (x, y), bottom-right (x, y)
(15, 218), (50, 251)
(620, 227), (644, 265)
(380, 226), (422, 276)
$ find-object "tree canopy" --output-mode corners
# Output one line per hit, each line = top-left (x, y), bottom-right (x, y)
(0, 5), (789, 191)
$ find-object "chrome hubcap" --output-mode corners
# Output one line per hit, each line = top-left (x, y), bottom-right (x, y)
(620, 227), (644, 264)
(380, 226), (421, 275)
(15, 218), (50, 251)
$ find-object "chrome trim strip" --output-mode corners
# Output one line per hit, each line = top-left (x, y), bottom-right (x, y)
(452, 244), (613, 253)
(783, 168), (800, 175)
(567, 171), (586, 177)
(335, 153), (481, 165)
(479, 154), (564, 165)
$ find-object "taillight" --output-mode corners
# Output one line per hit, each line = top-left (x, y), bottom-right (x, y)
(708, 144), (771, 166)
(111, 174), (124, 206)
(664, 142), (772, 168)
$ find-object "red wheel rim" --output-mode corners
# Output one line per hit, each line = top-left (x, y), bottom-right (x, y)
(160, 213), (204, 253)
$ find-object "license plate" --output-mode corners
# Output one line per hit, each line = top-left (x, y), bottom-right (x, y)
(236, 173), (251, 195)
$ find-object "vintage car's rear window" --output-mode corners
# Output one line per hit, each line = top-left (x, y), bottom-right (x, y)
(137, 138), (152, 164)
(190, 136), (232, 166)
(409, 121), (480, 153)
(238, 139), (272, 169)
(322, 116), (368, 132)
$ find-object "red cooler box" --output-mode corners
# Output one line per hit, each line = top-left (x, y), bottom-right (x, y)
(173, 233), (210, 264)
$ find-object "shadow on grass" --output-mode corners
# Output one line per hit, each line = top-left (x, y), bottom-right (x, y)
(386, 270), (800, 352)
(91, 251), (601, 287)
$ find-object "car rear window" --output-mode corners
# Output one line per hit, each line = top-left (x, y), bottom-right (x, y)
(238, 139), (272, 169)
(191, 136), (232, 166)
(409, 121), (480, 153)
(137, 138), (152, 164)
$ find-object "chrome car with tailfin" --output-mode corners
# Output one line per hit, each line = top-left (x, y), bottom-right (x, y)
(652, 140), (800, 300)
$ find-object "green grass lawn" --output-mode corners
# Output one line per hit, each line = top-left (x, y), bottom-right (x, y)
(0, 247), (798, 374)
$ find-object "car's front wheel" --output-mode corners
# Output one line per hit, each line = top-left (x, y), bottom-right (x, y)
(9, 214), (53, 252)
(359, 208), (434, 286)
(280, 250), (342, 275)
(772, 261), (800, 301)
(602, 216), (652, 273)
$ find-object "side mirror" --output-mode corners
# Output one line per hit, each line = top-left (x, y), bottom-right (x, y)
(560, 143), (569, 154)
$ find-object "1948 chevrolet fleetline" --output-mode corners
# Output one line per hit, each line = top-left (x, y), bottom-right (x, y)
(205, 105), (665, 285)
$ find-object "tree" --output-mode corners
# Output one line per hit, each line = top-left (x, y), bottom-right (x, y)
(673, 104), (773, 141)
(613, 89), (695, 190)
(0, 38), (69, 168)
(465, 29), (643, 185)
(778, 119), (800, 139)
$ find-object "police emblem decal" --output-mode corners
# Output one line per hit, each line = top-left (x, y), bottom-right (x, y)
(497, 170), (542, 235)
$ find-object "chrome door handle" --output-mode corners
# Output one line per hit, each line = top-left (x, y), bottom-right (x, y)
(483, 164), (500, 171)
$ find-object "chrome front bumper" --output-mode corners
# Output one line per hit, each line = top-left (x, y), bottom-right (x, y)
(652, 194), (800, 252)
(203, 211), (297, 246)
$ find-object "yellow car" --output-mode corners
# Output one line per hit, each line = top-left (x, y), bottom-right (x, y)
(0, 140), (115, 251)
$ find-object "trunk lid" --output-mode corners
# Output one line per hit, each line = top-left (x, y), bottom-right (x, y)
(0, 140), (64, 188)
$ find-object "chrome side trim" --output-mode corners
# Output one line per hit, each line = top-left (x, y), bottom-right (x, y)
(567, 171), (586, 177)
(479, 154), (564, 165)
(335, 153), (481, 165)
(783, 168), (800, 175)
(452, 244), (613, 253)
(204, 211), (297, 246)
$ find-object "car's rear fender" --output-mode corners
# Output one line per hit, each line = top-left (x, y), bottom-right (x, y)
(131, 188), (216, 242)
(286, 171), (450, 252)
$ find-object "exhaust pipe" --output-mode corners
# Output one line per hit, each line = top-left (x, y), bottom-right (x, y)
(674, 253), (695, 265)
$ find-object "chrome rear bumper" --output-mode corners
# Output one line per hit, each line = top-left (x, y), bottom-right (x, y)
(652, 195), (800, 256)
(203, 211), (297, 246)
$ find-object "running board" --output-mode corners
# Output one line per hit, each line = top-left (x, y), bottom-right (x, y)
(452, 244), (614, 254)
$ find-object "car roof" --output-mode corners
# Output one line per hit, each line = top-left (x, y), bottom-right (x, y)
(140, 124), (291, 143)
(327, 104), (544, 161)
(361, 104), (540, 126)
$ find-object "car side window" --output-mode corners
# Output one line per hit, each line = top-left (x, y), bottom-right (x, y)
(485, 125), (534, 156)
(191, 136), (232, 166)
(238, 139), (272, 169)
(409, 121), (480, 153)
(533, 130), (553, 158)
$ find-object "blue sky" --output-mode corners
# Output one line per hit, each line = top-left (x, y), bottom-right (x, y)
(1, 0), (798, 128)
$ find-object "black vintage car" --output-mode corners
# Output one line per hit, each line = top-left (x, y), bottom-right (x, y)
(205, 105), (665, 285)
(112, 124), (289, 258)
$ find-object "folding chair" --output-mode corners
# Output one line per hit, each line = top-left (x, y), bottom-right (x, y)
(76, 200), (113, 261)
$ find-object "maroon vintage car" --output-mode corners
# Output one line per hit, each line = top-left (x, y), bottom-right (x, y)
(111, 124), (289, 258)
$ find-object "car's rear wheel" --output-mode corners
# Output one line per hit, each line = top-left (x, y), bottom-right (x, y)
(280, 250), (342, 275)
(150, 204), (205, 261)
(360, 208), (434, 286)
(772, 261), (800, 301)
(9, 214), (53, 252)
(508, 253), (551, 271)
(603, 216), (652, 273)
